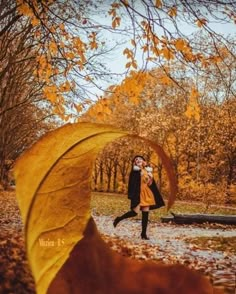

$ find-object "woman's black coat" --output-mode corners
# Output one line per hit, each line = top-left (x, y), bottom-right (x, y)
(128, 169), (165, 210)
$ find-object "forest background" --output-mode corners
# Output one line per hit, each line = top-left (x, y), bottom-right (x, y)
(0, 0), (235, 208)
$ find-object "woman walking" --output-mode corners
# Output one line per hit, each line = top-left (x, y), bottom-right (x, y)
(113, 155), (165, 240)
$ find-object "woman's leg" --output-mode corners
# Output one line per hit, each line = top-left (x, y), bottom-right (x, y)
(113, 206), (139, 228)
(141, 206), (150, 240)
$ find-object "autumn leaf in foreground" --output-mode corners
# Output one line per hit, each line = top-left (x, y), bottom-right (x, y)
(48, 217), (223, 294)
(13, 122), (221, 294)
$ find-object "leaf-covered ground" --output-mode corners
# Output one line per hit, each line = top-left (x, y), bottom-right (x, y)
(0, 191), (235, 293)
(0, 191), (35, 294)
(95, 215), (236, 294)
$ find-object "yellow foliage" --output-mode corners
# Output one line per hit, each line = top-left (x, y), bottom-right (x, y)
(73, 37), (85, 50)
(53, 103), (65, 117)
(123, 48), (134, 59)
(112, 17), (121, 29)
(73, 103), (83, 113)
(174, 38), (187, 51)
(161, 47), (175, 60)
(122, 0), (129, 5)
(168, 6), (177, 18)
(196, 18), (207, 27)
(155, 0), (162, 8)
(159, 74), (173, 85)
(130, 39), (136, 47)
(209, 55), (223, 64)
(31, 17), (40, 26)
(17, 2), (34, 17)
(89, 32), (98, 50)
(49, 41), (58, 55)
(65, 52), (75, 59)
(43, 85), (58, 103)
(14, 122), (178, 293)
(184, 87), (201, 121)
(109, 8), (117, 18)
(152, 34), (159, 46)
(59, 81), (71, 92)
(142, 44), (149, 53)
(59, 23), (65, 31)
(37, 55), (47, 69)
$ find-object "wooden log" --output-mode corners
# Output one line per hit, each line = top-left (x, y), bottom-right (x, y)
(161, 213), (236, 225)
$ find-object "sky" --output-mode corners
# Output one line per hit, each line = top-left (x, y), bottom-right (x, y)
(80, 2), (236, 98)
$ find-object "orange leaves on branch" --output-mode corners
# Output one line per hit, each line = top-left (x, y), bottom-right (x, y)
(65, 51), (75, 59)
(73, 37), (87, 66)
(160, 47), (175, 60)
(168, 6), (177, 18)
(31, 17), (40, 26)
(159, 74), (173, 86)
(125, 61), (137, 69)
(53, 103), (65, 118)
(122, 0), (129, 5)
(196, 18), (207, 28)
(59, 23), (65, 31)
(123, 48), (133, 59)
(43, 83), (67, 119)
(35, 55), (54, 82)
(155, 0), (162, 8)
(89, 32), (98, 50)
(49, 41), (58, 55)
(109, 2), (122, 28)
(59, 81), (71, 92)
(130, 39), (136, 47)
(17, 1), (34, 17)
(43, 85), (58, 103)
(142, 44), (149, 53)
(152, 34), (160, 46)
(109, 2), (121, 17)
(17, 0), (55, 26)
(185, 87), (201, 122)
(84, 98), (114, 122)
(174, 38), (188, 52)
(173, 38), (197, 62)
(84, 72), (150, 122)
(123, 48), (137, 69)
(73, 103), (83, 113)
(112, 17), (121, 29)
(113, 71), (149, 105)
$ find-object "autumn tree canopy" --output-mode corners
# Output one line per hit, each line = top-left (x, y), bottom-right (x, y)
(1, 0), (235, 191)
(1, 0), (235, 118)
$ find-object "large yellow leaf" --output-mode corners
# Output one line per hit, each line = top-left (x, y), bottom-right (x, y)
(14, 122), (180, 294)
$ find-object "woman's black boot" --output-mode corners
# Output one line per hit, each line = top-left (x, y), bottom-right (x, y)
(141, 211), (149, 240)
(113, 210), (137, 227)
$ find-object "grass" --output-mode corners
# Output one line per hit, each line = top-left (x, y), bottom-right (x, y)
(91, 192), (236, 222)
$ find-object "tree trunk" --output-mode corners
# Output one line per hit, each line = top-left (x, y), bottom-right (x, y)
(157, 162), (163, 192)
(99, 162), (104, 191)
(93, 164), (98, 191)
(161, 213), (236, 225)
(225, 157), (234, 205)
(113, 163), (117, 192)
(107, 172), (112, 192)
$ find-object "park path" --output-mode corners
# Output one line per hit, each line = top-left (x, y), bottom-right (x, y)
(94, 215), (236, 293)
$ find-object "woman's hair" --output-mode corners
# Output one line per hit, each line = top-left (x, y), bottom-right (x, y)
(132, 155), (146, 164)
